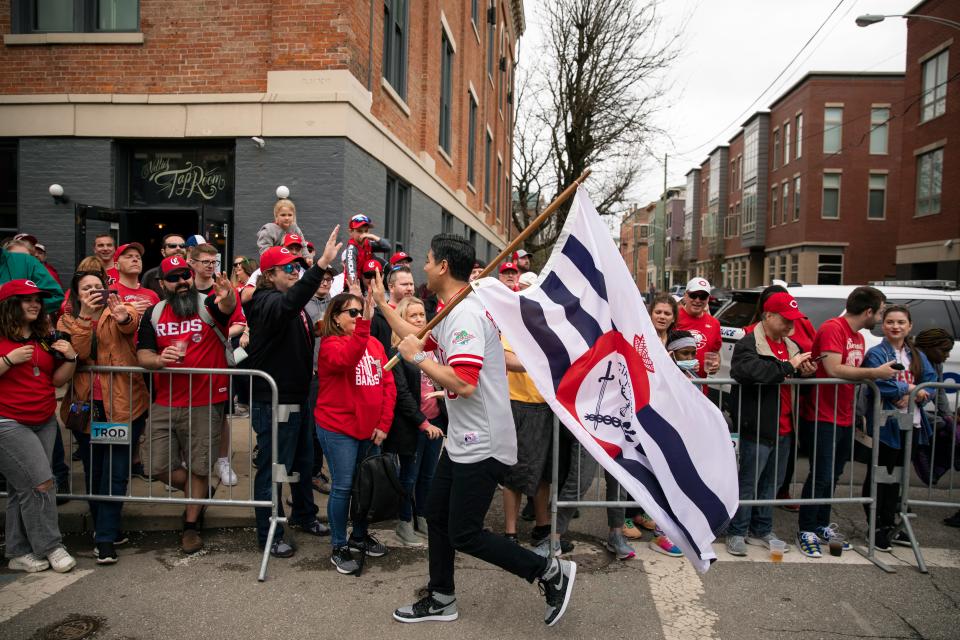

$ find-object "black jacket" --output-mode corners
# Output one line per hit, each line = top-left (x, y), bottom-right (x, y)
(382, 347), (448, 455)
(243, 264), (325, 403)
(370, 307), (392, 355)
(729, 323), (800, 446)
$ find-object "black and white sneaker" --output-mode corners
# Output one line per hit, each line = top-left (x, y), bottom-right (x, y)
(331, 546), (359, 574)
(393, 592), (459, 623)
(93, 542), (118, 565)
(539, 558), (576, 626)
(349, 533), (387, 557)
(891, 529), (912, 547)
(874, 528), (893, 552)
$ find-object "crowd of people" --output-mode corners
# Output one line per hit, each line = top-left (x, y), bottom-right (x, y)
(0, 201), (957, 624)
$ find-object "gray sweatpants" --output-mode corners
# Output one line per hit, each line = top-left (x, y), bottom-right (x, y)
(555, 442), (625, 535)
(0, 417), (63, 558)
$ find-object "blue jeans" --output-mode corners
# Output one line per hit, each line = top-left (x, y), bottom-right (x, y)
(798, 420), (854, 532)
(395, 432), (443, 522)
(728, 434), (791, 537)
(252, 402), (318, 546)
(314, 426), (378, 548)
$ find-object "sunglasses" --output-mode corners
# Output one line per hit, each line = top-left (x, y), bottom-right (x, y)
(279, 263), (302, 274)
(165, 243), (187, 249)
(163, 272), (192, 283)
(341, 308), (362, 318)
(687, 291), (710, 300)
(233, 262), (245, 268)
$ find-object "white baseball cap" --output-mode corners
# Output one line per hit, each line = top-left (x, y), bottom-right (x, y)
(685, 277), (712, 294)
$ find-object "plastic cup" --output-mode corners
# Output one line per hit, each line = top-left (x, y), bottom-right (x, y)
(769, 540), (786, 563)
(172, 339), (189, 363)
(829, 536), (844, 557)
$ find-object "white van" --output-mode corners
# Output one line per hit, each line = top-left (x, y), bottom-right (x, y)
(714, 284), (960, 389)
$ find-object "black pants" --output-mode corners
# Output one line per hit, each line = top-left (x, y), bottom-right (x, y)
(426, 451), (548, 595)
(862, 441), (905, 529)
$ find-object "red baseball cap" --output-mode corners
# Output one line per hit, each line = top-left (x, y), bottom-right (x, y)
(261, 246), (307, 272)
(513, 249), (530, 261)
(362, 259), (380, 276)
(282, 233), (304, 248)
(499, 262), (519, 274)
(349, 214), (374, 230)
(0, 279), (50, 302)
(763, 292), (804, 321)
(113, 242), (144, 263)
(160, 255), (193, 277)
(389, 251), (412, 266)
(306, 242), (315, 252)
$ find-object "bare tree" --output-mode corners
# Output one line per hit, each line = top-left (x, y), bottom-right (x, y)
(515, 0), (678, 253)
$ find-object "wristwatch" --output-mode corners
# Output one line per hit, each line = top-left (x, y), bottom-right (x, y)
(412, 351), (427, 365)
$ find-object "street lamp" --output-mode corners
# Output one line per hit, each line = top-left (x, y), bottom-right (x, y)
(856, 13), (960, 30)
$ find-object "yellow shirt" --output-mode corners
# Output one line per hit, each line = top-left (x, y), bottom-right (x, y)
(502, 337), (545, 404)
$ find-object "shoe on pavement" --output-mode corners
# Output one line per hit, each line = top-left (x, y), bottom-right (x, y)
(533, 538), (574, 558)
(726, 535), (747, 557)
(530, 524), (551, 545)
(746, 532), (790, 553)
(396, 520), (422, 546)
(649, 533), (684, 557)
(94, 531), (130, 546)
(796, 531), (822, 558)
(873, 528), (893, 553)
(633, 513), (656, 531)
(622, 518), (643, 539)
(181, 529), (203, 554)
(331, 545), (359, 574)
(943, 511), (960, 528)
(216, 458), (238, 486)
(816, 523), (852, 551)
(393, 591), (459, 623)
(349, 533), (388, 557)
(605, 531), (636, 560)
(312, 473), (331, 494)
(47, 546), (76, 573)
(291, 519), (330, 537)
(891, 529), (912, 547)
(415, 516), (429, 538)
(539, 558), (577, 626)
(270, 539), (295, 558)
(94, 542), (118, 564)
(8, 553), (49, 573)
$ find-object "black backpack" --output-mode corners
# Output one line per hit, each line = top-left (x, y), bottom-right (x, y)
(350, 453), (404, 526)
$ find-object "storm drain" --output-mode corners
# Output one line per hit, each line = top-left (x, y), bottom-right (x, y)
(35, 615), (103, 640)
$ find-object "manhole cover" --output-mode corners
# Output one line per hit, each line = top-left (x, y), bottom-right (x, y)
(40, 615), (102, 640)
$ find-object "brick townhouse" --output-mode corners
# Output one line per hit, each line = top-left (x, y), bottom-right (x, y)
(619, 201), (654, 290)
(0, 0), (524, 275)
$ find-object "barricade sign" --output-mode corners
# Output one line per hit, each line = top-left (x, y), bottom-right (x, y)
(90, 421), (131, 445)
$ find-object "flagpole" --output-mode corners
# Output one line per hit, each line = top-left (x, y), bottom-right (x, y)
(384, 168), (591, 371)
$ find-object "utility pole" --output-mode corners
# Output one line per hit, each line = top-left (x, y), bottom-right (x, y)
(660, 153), (668, 290)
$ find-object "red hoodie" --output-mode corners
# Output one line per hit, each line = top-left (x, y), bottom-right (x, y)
(314, 318), (396, 440)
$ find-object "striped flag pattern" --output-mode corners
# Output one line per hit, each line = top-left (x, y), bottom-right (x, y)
(472, 187), (738, 572)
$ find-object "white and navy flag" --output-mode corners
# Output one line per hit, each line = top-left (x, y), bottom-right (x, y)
(472, 187), (738, 572)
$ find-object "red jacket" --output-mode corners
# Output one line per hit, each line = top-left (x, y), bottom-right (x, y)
(314, 318), (396, 440)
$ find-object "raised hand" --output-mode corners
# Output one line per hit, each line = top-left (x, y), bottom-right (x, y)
(106, 293), (130, 324)
(320, 225), (343, 267)
(369, 267), (387, 305)
(212, 274), (235, 307)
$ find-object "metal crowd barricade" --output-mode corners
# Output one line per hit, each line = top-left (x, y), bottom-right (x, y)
(0, 365), (287, 582)
(896, 381), (960, 574)
(549, 377), (893, 571)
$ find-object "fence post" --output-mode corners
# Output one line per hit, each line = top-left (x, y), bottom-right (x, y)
(550, 414), (560, 557)
(857, 380), (894, 572)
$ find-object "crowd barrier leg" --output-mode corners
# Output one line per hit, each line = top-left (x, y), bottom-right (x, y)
(854, 382), (894, 572)
(549, 414), (560, 558)
(258, 397), (285, 582)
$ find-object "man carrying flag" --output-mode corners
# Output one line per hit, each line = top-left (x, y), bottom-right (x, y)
(371, 235), (576, 627)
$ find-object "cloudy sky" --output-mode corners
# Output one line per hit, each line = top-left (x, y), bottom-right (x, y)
(517, 0), (917, 212)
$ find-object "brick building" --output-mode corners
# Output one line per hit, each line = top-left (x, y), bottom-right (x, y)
(619, 201), (654, 290)
(894, 0), (959, 282)
(0, 0), (524, 275)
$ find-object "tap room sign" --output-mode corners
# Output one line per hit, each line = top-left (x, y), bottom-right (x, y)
(129, 147), (234, 207)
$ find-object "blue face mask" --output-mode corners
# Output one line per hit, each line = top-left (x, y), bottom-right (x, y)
(676, 359), (699, 372)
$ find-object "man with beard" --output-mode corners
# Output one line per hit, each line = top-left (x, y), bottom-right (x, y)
(794, 286), (898, 558)
(142, 234), (187, 296)
(136, 255), (238, 553)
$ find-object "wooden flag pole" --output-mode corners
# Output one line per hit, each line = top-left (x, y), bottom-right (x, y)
(384, 168), (591, 371)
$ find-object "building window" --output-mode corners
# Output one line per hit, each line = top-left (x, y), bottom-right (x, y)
(14, 0), (139, 33)
(383, 0), (408, 98)
(495, 158), (502, 224)
(783, 122), (791, 166)
(385, 173), (411, 252)
(823, 107), (843, 154)
(921, 50), (949, 122)
(743, 121), (759, 183)
(822, 172), (840, 219)
(869, 107), (889, 155)
(817, 254), (843, 285)
(439, 28), (454, 154)
(0, 142), (17, 234)
(778, 255), (788, 282)
(868, 174), (887, 219)
(486, 2), (495, 79)
(793, 176), (801, 221)
(441, 209), (454, 234)
(467, 94), (478, 186)
(916, 147), (944, 216)
(789, 253), (799, 283)
(771, 185), (778, 227)
(742, 184), (757, 232)
(772, 129), (780, 170)
(781, 181), (789, 225)
(795, 113), (803, 159)
(484, 130), (492, 207)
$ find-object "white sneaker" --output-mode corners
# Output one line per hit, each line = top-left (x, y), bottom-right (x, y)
(8, 553), (50, 573)
(216, 458), (238, 486)
(46, 547), (76, 573)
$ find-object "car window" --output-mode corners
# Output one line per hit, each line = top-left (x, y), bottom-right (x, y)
(795, 298), (846, 329)
(871, 299), (956, 337)
(716, 299), (758, 328)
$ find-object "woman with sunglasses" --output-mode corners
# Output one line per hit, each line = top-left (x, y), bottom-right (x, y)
(0, 279), (79, 573)
(231, 256), (256, 291)
(314, 288), (396, 574)
(56, 270), (148, 564)
(243, 229), (341, 558)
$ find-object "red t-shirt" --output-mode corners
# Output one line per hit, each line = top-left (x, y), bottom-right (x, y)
(676, 307), (722, 377)
(105, 267), (119, 285)
(764, 336), (794, 435)
(115, 281), (160, 307)
(137, 295), (232, 408)
(800, 316), (864, 427)
(0, 337), (58, 425)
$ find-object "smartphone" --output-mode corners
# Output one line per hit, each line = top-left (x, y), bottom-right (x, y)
(98, 289), (110, 304)
(811, 354), (828, 362)
(891, 363), (905, 371)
